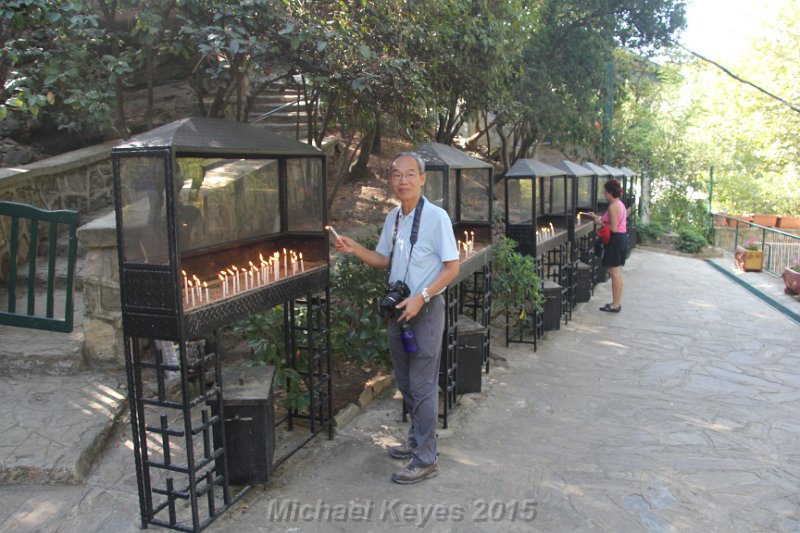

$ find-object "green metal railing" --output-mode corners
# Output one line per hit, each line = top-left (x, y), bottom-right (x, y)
(0, 201), (79, 332)
(712, 213), (800, 276)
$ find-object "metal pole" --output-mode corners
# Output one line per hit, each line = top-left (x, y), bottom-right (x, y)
(602, 60), (614, 164)
(708, 165), (715, 242)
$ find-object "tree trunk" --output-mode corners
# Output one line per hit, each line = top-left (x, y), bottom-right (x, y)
(465, 112), (496, 151)
(496, 124), (510, 174)
(640, 173), (651, 224)
(327, 137), (357, 211)
(145, 45), (154, 130)
(347, 127), (376, 183)
(372, 113), (382, 153)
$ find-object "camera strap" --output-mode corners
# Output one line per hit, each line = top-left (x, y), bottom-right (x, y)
(388, 197), (424, 286)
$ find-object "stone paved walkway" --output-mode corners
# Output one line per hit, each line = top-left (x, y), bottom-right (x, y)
(1, 248), (799, 532)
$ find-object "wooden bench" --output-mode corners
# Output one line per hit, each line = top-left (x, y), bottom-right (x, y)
(0, 201), (79, 332)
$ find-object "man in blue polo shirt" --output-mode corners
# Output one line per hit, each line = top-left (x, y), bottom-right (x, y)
(334, 152), (459, 484)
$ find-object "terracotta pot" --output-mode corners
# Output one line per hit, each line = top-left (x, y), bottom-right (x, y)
(734, 246), (763, 272)
(728, 215), (751, 227)
(783, 267), (800, 295)
(752, 214), (778, 227)
(777, 216), (800, 229)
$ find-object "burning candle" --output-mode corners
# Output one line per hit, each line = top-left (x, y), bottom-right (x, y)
(182, 270), (188, 292)
(220, 270), (228, 296)
(232, 266), (240, 293)
(188, 280), (195, 307)
(299, 252), (304, 272)
(227, 268), (236, 294)
(325, 225), (341, 240)
(203, 281), (209, 303)
(249, 261), (258, 286)
(283, 249), (288, 274)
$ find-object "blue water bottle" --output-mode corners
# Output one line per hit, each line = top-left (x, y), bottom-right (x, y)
(399, 321), (418, 353)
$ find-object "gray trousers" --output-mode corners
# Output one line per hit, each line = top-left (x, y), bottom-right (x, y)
(387, 294), (445, 466)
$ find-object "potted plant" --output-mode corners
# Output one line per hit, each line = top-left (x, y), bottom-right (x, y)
(782, 259), (800, 295)
(734, 238), (763, 272)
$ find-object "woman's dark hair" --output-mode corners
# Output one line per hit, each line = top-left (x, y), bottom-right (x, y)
(604, 178), (623, 199)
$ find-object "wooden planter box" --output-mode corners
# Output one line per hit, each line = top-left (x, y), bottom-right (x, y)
(734, 246), (763, 272)
(782, 267), (800, 295)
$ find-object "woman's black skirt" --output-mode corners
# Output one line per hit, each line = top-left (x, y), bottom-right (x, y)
(602, 232), (630, 267)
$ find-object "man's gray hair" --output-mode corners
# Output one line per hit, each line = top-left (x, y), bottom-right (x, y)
(389, 151), (426, 175)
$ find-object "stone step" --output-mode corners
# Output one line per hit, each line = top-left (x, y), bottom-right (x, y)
(247, 109), (313, 125)
(15, 253), (86, 290)
(251, 92), (303, 105)
(0, 288), (86, 375)
(0, 371), (127, 485)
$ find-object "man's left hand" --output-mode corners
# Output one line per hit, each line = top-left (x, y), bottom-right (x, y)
(396, 293), (425, 323)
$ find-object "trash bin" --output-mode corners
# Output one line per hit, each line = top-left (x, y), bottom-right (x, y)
(210, 366), (276, 485)
(542, 279), (562, 331)
(575, 262), (591, 303)
(456, 317), (484, 394)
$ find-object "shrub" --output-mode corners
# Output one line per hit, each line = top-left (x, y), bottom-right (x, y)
(637, 221), (666, 244)
(329, 228), (391, 368)
(233, 306), (308, 411)
(492, 237), (543, 324)
(676, 228), (708, 254)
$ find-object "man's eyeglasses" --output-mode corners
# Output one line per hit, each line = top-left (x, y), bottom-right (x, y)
(390, 172), (419, 182)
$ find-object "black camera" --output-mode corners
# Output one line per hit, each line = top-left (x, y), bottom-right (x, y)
(379, 280), (410, 318)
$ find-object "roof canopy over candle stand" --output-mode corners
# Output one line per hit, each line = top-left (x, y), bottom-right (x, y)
(556, 160), (597, 243)
(504, 159), (573, 345)
(504, 159), (570, 258)
(112, 117), (332, 532)
(416, 142), (494, 427)
(582, 162), (611, 211)
(417, 142), (493, 242)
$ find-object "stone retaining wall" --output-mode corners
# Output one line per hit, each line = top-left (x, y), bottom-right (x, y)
(0, 141), (119, 278)
(76, 211), (123, 367)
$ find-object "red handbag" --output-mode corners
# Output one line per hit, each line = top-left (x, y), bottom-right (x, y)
(597, 224), (611, 244)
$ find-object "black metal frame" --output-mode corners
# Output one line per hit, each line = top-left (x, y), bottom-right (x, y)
(112, 118), (332, 533)
(503, 160), (571, 349)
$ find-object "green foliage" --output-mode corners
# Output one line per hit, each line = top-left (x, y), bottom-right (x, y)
(650, 183), (710, 235)
(0, 0), (113, 132)
(233, 306), (309, 411)
(663, 3), (800, 216)
(329, 228), (391, 368)
(675, 228), (708, 254)
(492, 237), (543, 324)
(494, 0), (687, 169)
(636, 221), (665, 244)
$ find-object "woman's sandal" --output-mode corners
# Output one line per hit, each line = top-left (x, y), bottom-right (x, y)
(599, 303), (621, 313)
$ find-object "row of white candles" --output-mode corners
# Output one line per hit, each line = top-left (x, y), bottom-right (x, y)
(458, 230), (476, 257)
(535, 223), (556, 244)
(181, 248), (304, 307)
